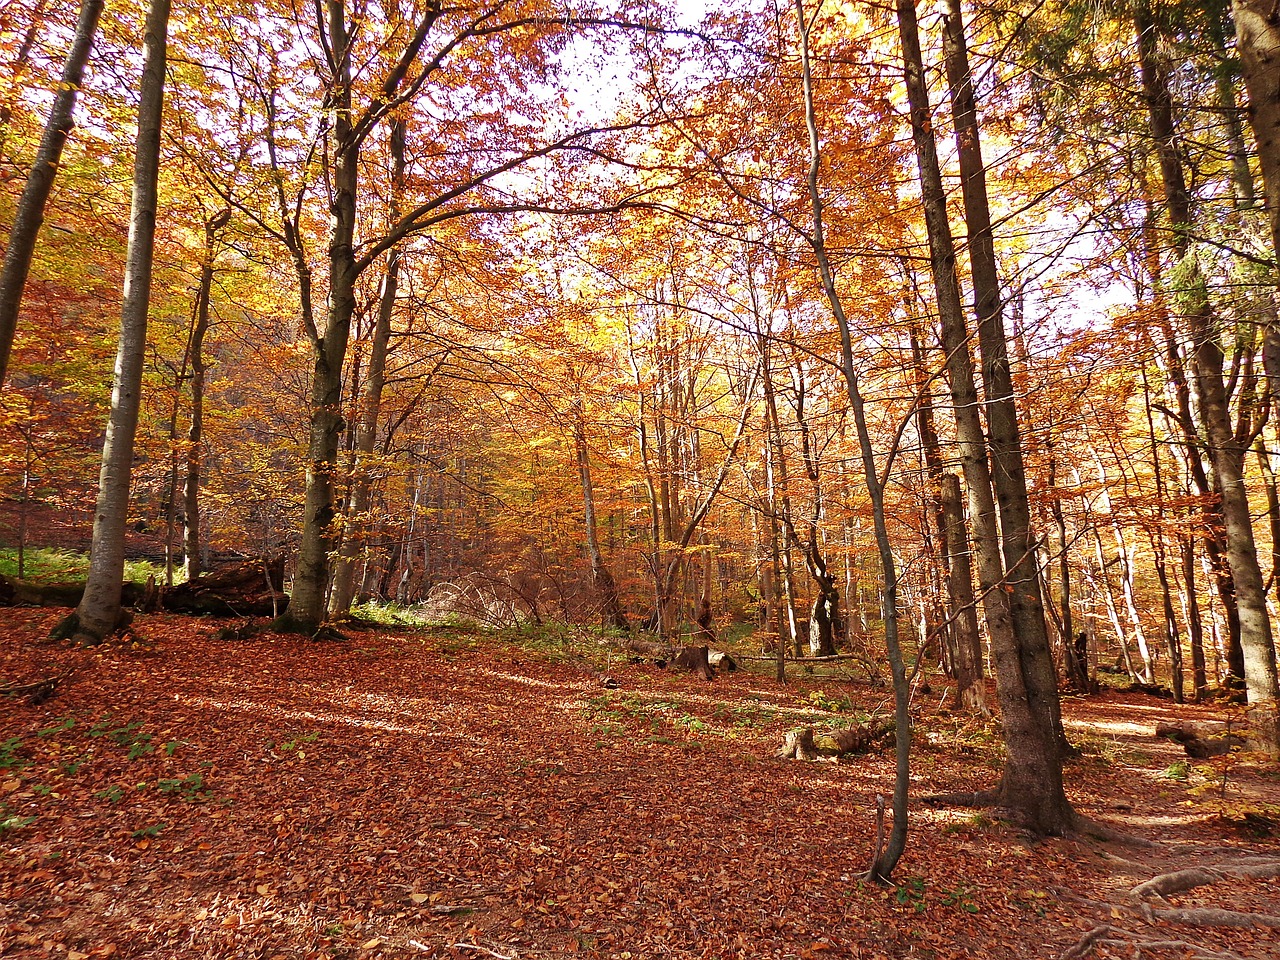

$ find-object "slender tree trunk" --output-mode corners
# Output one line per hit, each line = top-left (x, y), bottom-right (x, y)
(328, 121), (407, 618)
(0, 0), (49, 166)
(900, 0), (1071, 832)
(1048, 443), (1086, 691)
(183, 209), (227, 581)
(941, 473), (986, 712)
(1182, 535), (1209, 699)
(574, 409), (628, 629)
(0, 0), (104, 387)
(796, 0), (909, 879)
(58, 0), (169, 644)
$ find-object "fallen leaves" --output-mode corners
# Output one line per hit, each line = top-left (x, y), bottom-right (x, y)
(0, 612), (1277, 959)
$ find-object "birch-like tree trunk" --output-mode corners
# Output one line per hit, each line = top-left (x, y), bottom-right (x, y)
(57, 0), (169, 644)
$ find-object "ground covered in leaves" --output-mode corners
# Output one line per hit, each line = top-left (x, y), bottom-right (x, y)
(1, 610), (1278, 959)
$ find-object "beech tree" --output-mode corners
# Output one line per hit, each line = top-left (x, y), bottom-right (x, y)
(55, 0), (170, 644)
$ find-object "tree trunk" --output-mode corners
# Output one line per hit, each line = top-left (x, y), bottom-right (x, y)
(183, 209), (228, 581)
(58, 0), (169, 645)
(574, 411), (628, 630)
(0, 0), (104, 387)
(280, 2), (359, 633)
(941, 473), (986, 712)
(940, 0), (1068, 760)
(327, 122), (407, 619)
(797, 0), (910, 880)
(900, 0), (1071, 833)
(1150, 2), (1280, 749)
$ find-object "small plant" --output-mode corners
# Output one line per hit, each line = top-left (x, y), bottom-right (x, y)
(95, 785), (125, 804)
(894, 876), (928, 913)
(271, 731), (320, 755)
(939, 884), (980, 914)
(1159, 760), (1192, 781)
(89, 718), (155, 759)
(163, 740), (185, 757)
(37, 718), (75, 737)
(0, 811), (36, 834)
(156, 772), (211, 802)
(0, 736), (27, 770)
(31, 784), (52, 796)
(132, 822), (167, 839)
(809, 689), (853, 713)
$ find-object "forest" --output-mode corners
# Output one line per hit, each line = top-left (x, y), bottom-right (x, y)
(1, 0), (1280, 957)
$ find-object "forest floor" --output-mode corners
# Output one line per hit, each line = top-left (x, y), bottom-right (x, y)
(0, 609), (1278, 960)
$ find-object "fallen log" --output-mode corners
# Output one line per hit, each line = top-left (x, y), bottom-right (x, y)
(163, 557), (285, 616)
(1156, 721), (1254, 758)
(776, 720), (894, 760)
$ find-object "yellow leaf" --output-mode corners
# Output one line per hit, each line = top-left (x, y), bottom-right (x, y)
(361, 938), (381, 950)
(410, 893), (430, 905)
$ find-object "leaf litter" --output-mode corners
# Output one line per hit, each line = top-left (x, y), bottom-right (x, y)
(0, 608), (1277, 959)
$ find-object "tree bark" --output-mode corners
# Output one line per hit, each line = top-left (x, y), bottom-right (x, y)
(797, 0), (910, 879)
(0, 0), (104, 387)
(1148, 2), (1280, 749)
(57, 0), (169, 644)
(328, 120), (407, 619)
(574, 410), (628, 630)
(900, 0), (1072, 833)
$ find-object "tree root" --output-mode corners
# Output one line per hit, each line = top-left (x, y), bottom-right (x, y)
(1130, 859), (1280, 901)
(1060, 924), (1245, 960)
(1057, 856), (1280, 957)
(918, 789), (1000, 808)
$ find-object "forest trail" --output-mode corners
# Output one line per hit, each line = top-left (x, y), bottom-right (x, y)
(1, 610), (1276, 959)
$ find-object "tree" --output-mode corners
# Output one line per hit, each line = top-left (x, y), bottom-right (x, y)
(55, 0), (171, 644)
(897, 0), (1073, 833)
(0, 0), (103, 387)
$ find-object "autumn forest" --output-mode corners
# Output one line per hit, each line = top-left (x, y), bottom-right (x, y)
(2, 0), (1280, 957)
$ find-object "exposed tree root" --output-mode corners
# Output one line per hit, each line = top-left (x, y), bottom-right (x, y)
(918, 788), (999, 808)
(1071, 816), (1161, 848)
(1060, 924), (1245, 960)
(1130, 859), (1280, 901)
(1057, 856), (1280, 957)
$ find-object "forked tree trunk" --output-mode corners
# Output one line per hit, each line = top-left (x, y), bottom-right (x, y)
(57, 0), (169, 644)
(900, 0), (1072, 833)
(281, 3), (359, 633)
(0, 0), (104, 387)
(328, 120), (407, 619)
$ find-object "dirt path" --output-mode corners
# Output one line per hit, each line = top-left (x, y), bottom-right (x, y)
(1, 611), (1277, 959)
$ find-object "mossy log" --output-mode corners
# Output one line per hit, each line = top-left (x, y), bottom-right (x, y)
(776, 720), (894, 760)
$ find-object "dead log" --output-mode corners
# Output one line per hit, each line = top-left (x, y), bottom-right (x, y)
(162, 557), (286, 616)
(1156, 721), (1254, 757)
(708, 650), (737, 672)
(777, 720), (894, 760)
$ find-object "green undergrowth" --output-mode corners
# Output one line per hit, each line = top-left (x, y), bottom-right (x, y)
(0, 546), (174, 585)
